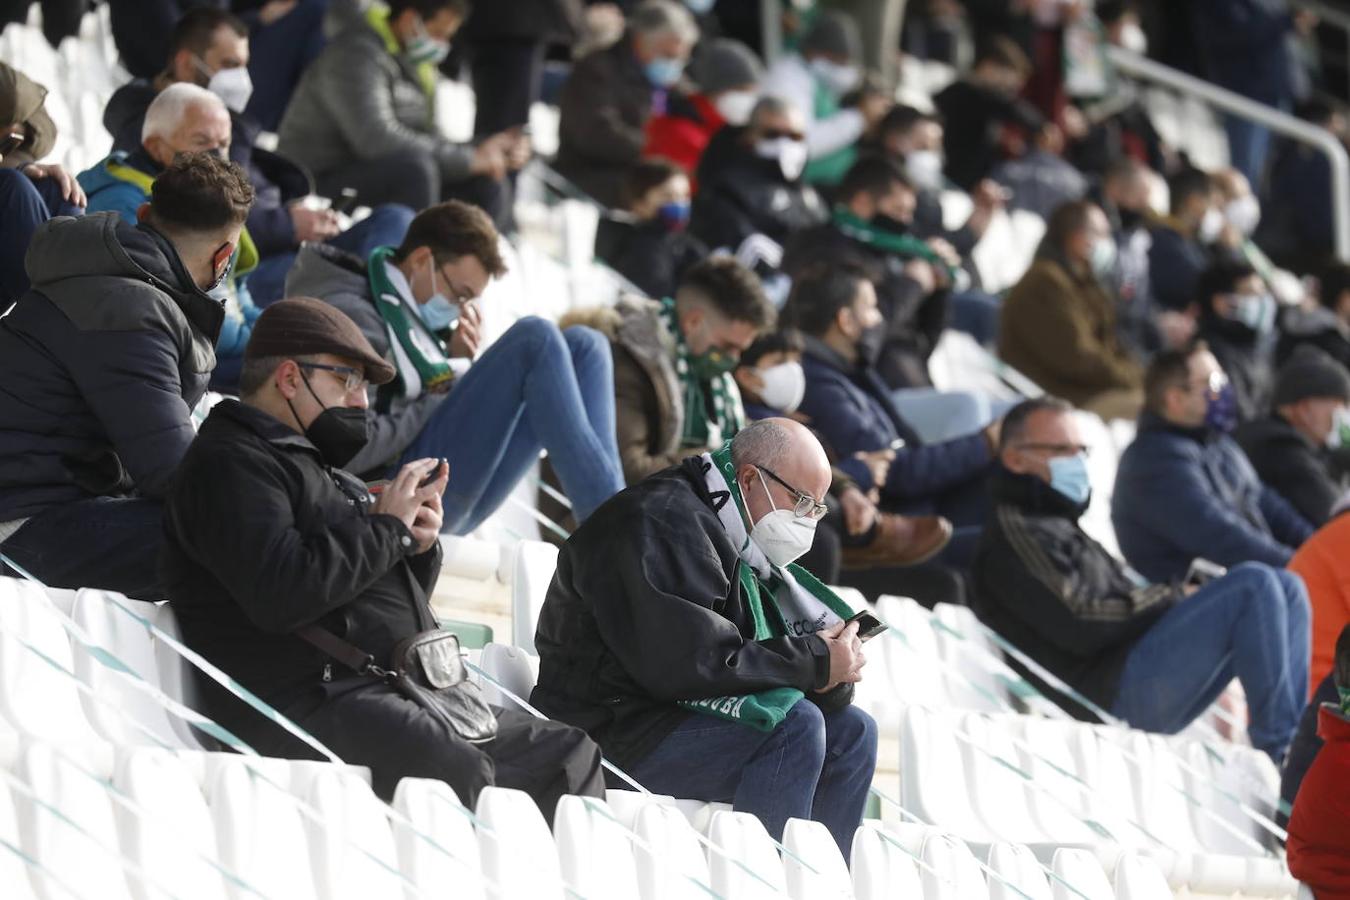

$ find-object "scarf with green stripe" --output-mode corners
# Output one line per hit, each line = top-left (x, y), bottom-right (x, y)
(365, 2), (438, 114)
(367, 246), (455, 398)
(659, 297), (747, 449)
(831, 206), (959, 281)
(678, 445), (856, 732)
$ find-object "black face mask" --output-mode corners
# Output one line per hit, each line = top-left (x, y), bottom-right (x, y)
(856, 322), (887, 369)
(289, 371), (370, 469)
(871, 213), (910, 235)
(1117, 206), (1145, 231)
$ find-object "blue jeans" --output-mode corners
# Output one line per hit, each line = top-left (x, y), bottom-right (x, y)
(1111, 562), (1310, 758)
(1223, 115), (1277, 189)
(243, 0), (328, 132)
(0, 169), (81, 303)
(0, 497), (165, 598)
(947, 289), (1001, 346)
(246, 203), (415, 306)
(628, 701), (878, 857)
(399, 317), (625, 533)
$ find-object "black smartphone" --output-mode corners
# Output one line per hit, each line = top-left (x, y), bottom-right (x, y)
(845, 610), (889, 642)
(418, 459), (448, 488)
(0, 132), (24, 158)
(1184, 558), (1227, 591)
(330, 187), (359, 216)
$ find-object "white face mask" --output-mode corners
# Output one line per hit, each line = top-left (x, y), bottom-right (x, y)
(748, 469), (819, 567)
(1118, 22), (1148, 55)
(755, 137), (808, 182)
(809, 57), (859, 96)
(757, 361), (806, 413)
(714, 90), (758, 126)
(206, 65), (253, 114)
(1225, 195), (1261, 237)
(1090, 237), (1117, 278)
(1198, 207), (1225, 244)
(905, 149), (945, 192)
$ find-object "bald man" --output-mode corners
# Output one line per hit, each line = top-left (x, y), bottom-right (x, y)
(532, 418), (878, 855)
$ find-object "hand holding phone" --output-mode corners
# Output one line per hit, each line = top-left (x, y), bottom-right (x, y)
(845, 610), (889, 642)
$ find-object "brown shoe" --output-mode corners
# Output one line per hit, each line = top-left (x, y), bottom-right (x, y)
(841, 514), (953, 570)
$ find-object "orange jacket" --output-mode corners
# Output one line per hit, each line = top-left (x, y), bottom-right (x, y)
(1289, 512), (1350, 696)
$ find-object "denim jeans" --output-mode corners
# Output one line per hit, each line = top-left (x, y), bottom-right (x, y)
(947, 289), (1002, 346)
(0, 497), (166, 598)
(399, 317), (625, 534)
(627, 701), (878, 857)
(1, 168), (82, 303)
(1111, 562), (1311, 759)
(246, 203), (415, 306)
(242, 0), (328, 132)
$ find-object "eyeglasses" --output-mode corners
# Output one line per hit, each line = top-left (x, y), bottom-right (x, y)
(299, 362), (367, 394)
(758, 466), (829, 520)
(1014, 442), (1090, 458)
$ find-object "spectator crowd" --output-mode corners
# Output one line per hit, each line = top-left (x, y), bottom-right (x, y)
(3, 0), (1350, 884)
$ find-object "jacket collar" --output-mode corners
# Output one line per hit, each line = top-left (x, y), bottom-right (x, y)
(801, 334), (854, 373)
(210, 399), (323, 457)
(1138, 410), (1217, 446)
(1317, 703), (1350, 743)
(991, 465), (1088, 520)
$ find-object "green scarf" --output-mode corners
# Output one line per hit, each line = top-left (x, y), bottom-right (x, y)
(802, 76), (857, 187)
(831, 206), (959, 281)
(678, 445), (857, 732)
(659, 297), (747, 448)
(367, 246), (455, 396)
(1340, 685), (1350, 717)
(365, 2), (437, 116)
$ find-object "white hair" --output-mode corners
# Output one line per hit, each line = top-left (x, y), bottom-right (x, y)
(142, 82), (225, 143)
(630, 0), (699, 44)
(731, 419), (792, 472)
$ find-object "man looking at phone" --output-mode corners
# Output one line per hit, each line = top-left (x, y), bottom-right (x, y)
(162, 297), (605, 813)
(973, 397), (1311, 760)
(532, 417), (878, 856)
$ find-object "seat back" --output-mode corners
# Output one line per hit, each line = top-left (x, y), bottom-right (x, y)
(781, 817), (854, 900)
(899, 705), (990, 842)
(986, 842), (1052, 900)
(149, 603), (212, 750)
(632, 802), (712, 900)
(475, 785), (563, 899)
(931, 603), (1008, 713)
(208, 759), (317, 900)
(553, 795), (641, 900)
(849, 823), (923, 900)
(511, 541), (559, 653)
(874, 595), (947, 707)
(303, 768), (404, 900)
(391, 777), (486, 900)
(1113, 852), (1175, 900)
(1014, 718), (1099, 844)
(918, 832), (988, 900)
(477, 642), (537, 708)
(0, 780), (39, 899)
(707, 810), (787, 900)
(1049, 848), (1113, 900)
(959, 713), (1043, 844)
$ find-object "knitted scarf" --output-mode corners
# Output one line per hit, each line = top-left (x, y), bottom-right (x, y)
(678, 446), (856, 732)
(367, 246), (454, 398)
(659, 297), (746, 448)
(831, 206), (958, 280)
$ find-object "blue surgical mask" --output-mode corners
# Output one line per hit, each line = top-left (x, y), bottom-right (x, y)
(419, 294), (458, 331)
(1231, 292), (1276, 334)
(656, 200), (690, 231)
(404, 19), (450, 66)
(644, 56), (685, 88)
(685, 0), (716, 13)
(1205, 383), (1239, 433)
(1047, 453), (1091, 506)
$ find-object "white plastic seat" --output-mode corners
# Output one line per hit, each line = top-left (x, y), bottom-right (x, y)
(603, 788), (676, 830)
(1124, 734), (1200, 857)
(918, 831), (988, 900)
(553, 794), (641, 900)
(1049, 848), (1113, 900)
(147, 603), (211, 750)
(986, 842), (1052, 900)
(114, 748), (227, 900)
(930, 603), (1009, 713)
(874, 595), (948, 708)
(477, 642), (537, 709)
(1014, 718), (1101, 845)
(303, 768), (404, 900)
(958, 713), (1045, 844)
(671, 798), (733, 834)
(207, 759), (317, 900)
(17, 742), (134, 900)
(0, 780), (39, 899)
(391, 777), (487, 900)
(475, 785), (563, 899)
(781, 818), (853, 899)
(849, 823), (923, 900)
(1181, 740), (1279, 856)
(69, 590), (184, 749)
(510, 541), (559, 653)
(632, 801), (712, 900)
(899, 705), (992, 843)
(706, 810), (787, 900)
(1113, 852), (1175, 900)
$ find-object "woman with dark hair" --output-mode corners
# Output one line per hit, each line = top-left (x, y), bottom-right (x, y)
(998, 199), (1145, 419)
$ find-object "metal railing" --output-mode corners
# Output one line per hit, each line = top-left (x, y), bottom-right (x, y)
(1106, 43), (1350, 262)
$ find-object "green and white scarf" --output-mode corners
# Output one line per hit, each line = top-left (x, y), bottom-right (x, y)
(678, 445), (857, 732)
(367, 246), (455, 399)
(831, 207), (959, 281)
(659, 297), (747, 448)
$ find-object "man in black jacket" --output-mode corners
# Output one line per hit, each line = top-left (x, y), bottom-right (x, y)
(162, 297), (604, 812)
(0, 153), (253, 597)
(974, 397), (1310, 758)
(532, 418), (876, 855)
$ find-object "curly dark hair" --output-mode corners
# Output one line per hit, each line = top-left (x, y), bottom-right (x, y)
(677, 256), (775, 328)
(148, 152), (255, 234)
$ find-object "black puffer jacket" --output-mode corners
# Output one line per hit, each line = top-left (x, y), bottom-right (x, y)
(1235, 413), (1346, 527)
(531, 457), (836, 768)
(162, 399), (439, 738)
(0, 212), (223, 522)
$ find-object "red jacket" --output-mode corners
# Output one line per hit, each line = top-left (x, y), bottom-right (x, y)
(1288, 705), (1350, 898)
(642, 93), (725, 191)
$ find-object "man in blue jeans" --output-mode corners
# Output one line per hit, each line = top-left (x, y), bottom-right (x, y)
(533, 418), (878, 855)
(974, 397), (1310, 759)
(290, 200), (626, 532)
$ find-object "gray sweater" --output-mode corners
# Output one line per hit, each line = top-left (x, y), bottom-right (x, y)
(275, 19), (473, 183)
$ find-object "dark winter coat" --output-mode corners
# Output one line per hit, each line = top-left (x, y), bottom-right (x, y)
(593, 216), (708, 300)
(1236, 413), (1345, 527)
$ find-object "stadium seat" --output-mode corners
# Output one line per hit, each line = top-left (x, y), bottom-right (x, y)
(477, 642), (538, 709)
(113, 748), (228, 900)
(207, 759), (317, 900)
(986, 842), (1052, 900)
(302, 768), (405, 900)
(0, 780), (39, 899)
(959, 713), (1047, 843)
(16, 742), (134, 900)
(146, 603), (212, 751)
(930, 603), (1009, 713)
(781, 817), (854, 900)
(899, 705), (993, 843)
(510, 541), (559, 653)
(632, 801), (713, 900)
(874, 596), (949, 708)
(1181, 741), (1280, 856)
(1013, 718), (1103, 845)
(391, 777), (487, 900)
(706, 810), (788, 900)
(553, 794), (641, 900)
(1050, 848), (1113, 900)
(475, 785), (564, 899)
(849, 822), (923, 900)
(1113, 852), (1175, 899)
(918, 831), (988, 899)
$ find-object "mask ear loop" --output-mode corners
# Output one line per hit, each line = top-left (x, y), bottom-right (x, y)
(284, 365), (328, 434)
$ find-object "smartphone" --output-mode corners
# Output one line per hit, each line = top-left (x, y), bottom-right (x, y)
(0, 132), (24, 158)
(845, 610), (889, 643)
(418, 458), (448, 488)
(1183, 558), (1227, 591)
(330, 188), (359, 216)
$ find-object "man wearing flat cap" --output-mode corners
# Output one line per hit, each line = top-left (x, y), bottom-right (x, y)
(162, 297), (604, 813)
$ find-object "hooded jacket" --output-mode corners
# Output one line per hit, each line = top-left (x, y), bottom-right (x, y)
(0, 212), (224, 522)
(1236, 413), (1345, 527)
(1112, 412), (1313, 583)
(283, 243), (449, 478)
(973, 466), (1179, 710)
(0, 61), (56, 168)
(530, 456), (832, 768)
